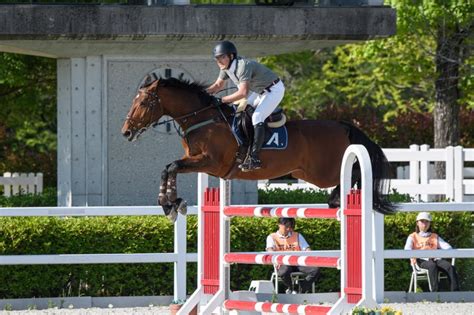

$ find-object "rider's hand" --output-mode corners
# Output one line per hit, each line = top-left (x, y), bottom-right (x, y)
(213, 97), (223, 106)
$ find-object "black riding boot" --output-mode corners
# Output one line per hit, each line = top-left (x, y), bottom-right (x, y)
(239, 123), (265, 172)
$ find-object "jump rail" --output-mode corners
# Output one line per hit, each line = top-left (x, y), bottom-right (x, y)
(224, 300), (332, 314)
(224, 253), (340, 268)
(223, 206), (338, 218)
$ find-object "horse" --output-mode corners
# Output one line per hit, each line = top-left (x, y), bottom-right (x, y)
(121, 77), (396, 222)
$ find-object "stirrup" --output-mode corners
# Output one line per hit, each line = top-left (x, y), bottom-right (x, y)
(239, 156), (261, 172)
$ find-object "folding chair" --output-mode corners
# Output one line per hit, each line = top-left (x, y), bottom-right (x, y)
(270, 265), (315, 293)
(408, 258), (455, 292)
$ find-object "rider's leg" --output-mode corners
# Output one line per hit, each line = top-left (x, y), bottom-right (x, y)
(246, 122), (265, 169)
(239, 82), (284, 171)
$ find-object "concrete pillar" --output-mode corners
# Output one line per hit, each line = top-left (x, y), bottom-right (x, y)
(57, 57), (104, 206)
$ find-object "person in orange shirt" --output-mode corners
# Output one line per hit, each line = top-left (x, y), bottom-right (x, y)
(266, 217), (320, 293)
(404, 212), (459, 291)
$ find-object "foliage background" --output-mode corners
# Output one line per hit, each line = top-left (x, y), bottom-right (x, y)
(0, 54), (56, 187)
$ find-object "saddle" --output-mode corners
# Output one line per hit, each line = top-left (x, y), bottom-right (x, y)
(224, 100), (288, 178)
(236, 106), (285, 142)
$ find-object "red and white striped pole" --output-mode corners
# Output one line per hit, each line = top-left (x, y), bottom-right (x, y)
(224, 206), (338, 219)
(224, 300), (332, 315)
(224, 253), (339, 268)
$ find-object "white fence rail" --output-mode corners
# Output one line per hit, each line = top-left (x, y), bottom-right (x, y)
(0, 206), (198, 302)
(386, 145), (474, 202)
(373, 202), (474, 302)
(0, 172), (43, 197)
(259, 145), (474, 202)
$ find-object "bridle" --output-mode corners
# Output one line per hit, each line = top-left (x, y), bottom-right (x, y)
(124, 90), (161, 137)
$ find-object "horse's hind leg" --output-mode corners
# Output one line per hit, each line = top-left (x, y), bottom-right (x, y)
(328, 186), (341, 208)
(327, 163), (361, 208)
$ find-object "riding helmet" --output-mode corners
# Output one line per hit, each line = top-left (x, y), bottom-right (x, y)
(213, 41), (238, 58)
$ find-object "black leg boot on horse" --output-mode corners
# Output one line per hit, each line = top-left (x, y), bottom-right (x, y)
(239, 122), (265, 172)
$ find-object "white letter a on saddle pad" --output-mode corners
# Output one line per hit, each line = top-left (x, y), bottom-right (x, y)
(266, 132), (279, 146)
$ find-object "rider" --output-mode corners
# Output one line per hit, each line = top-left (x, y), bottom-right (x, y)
(206, 40), (285, 172)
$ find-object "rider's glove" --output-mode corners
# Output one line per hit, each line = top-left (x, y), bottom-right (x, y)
(213, 97), (224, 106)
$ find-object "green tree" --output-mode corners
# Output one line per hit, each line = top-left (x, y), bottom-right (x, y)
(390, 0), (473, 150)
(0, 53), (57, 186)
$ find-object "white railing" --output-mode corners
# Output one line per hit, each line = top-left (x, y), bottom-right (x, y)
(0, 206), (198, 302)
(258, 145), (474, 202)
(0, 172), (43, 197)
(385, 145), (474, 202)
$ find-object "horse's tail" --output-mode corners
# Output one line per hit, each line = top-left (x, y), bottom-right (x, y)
(340, 121), (397, 215)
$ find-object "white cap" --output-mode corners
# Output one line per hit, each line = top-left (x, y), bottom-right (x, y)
(416, 212), (432, 221)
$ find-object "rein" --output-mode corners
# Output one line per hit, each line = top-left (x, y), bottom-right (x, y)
(156, 99), (232, 139)
(152, 103), (217, 129)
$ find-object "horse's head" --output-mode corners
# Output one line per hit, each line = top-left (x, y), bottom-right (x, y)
(122, 79), (164, 141)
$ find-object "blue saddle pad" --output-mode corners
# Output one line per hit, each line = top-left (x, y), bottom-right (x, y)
(231, 116), (288, 150)
(262, 126), (288, 150)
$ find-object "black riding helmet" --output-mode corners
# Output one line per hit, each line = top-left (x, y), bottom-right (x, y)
(213, 41), (238, 59)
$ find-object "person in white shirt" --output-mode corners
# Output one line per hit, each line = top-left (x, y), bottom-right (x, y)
(266, 217), (320, 293)
(404, 212), (459, 291)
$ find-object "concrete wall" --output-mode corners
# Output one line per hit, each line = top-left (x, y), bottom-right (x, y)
(0, 5), (396, 58)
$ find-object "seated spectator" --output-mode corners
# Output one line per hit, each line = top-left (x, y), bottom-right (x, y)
(266, 217), (320, 293)
(404, 212), (459, 291)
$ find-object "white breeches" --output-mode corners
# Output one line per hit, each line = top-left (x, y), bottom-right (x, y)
(247, 81), (285, 125)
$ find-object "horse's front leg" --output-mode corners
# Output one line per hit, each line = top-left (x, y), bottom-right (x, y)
(158, 164), (177, 222)
(159, 165), (170, 206)
(165, 155), (212, 218)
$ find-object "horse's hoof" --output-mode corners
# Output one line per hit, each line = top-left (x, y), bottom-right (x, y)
(161, 202), (171, 213)
(176, 198), (187, 215)
(166, 209), (178, 223)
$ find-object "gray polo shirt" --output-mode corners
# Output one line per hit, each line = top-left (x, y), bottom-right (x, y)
(218, 57), (279, 93)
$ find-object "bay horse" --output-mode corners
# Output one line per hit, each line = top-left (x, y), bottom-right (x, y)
(122, 77), (395, 222)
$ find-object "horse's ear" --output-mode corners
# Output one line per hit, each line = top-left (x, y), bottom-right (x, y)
(140, 75), (151, 89)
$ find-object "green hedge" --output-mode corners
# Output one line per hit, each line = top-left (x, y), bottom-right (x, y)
(0, 189), (472, 298)
(0, 187), (57, 207)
